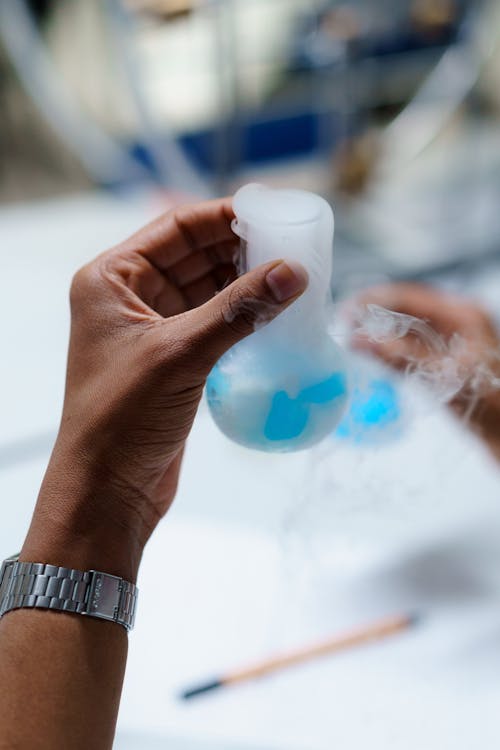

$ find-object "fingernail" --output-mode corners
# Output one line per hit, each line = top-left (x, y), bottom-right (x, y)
(266, 261), (309, 303)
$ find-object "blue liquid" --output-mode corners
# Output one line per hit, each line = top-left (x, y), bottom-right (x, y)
(264, 372), (347, 441)
(207, 350), (348, 453)
(336, 378), (401, 443)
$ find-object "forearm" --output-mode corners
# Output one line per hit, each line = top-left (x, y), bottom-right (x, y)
(0, 195), (303, 749)
(0, 462), (141, 750)
(0, 610), (127, 750)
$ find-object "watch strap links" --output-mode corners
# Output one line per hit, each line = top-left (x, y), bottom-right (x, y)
(0, 556), (137, 631)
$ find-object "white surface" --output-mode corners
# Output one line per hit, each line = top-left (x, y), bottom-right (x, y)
(0, 189), (160, 446)
(114, 733), (278, 750)
(113, 512), (500, 750)
(1, 192), (500, 750)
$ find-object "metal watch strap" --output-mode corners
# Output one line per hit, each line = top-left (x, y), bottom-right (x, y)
(0, 555), (137, 631)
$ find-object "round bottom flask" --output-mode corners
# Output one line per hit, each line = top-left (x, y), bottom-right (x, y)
(206, 183), (349, 453)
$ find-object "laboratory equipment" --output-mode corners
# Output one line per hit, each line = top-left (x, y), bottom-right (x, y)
(206, 183), (349, 452)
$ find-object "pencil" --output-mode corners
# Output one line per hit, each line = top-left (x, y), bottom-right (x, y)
(180, 611), (420, 700)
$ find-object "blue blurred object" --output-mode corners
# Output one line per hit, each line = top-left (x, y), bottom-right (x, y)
(177, 109), (341, 173)
(336, 376), (402, 443)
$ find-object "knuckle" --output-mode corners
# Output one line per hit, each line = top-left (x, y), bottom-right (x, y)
(224, 287), (258, 336)
(69, 259), (109, 312)
(69, 264), (92, 307)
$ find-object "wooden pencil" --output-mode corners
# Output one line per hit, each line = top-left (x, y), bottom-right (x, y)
(180, 611), (420, 699)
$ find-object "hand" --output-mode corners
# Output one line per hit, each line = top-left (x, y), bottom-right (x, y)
(354, 283), (500, 460)
(22, 198), (308, 580)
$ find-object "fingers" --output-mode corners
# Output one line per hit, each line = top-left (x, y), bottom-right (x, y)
(89, 199), (238, 318)
(354, 336), (425, 373)
(182, 274), (219, 309)
(353, 282), (499, 373)
(182, 260), (309, 373)
(80, 198), (237, 320)
(166, 239), (238, 288)
(122, 198), (235, 272)
(356, 283), (484, 339)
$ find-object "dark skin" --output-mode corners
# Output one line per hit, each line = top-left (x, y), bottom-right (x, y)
(0, 197), (308, 749)
(355, 283), (500, 461)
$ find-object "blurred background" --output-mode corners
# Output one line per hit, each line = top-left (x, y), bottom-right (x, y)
(4, 0), (500, 283)
(2, 2), (500, 749)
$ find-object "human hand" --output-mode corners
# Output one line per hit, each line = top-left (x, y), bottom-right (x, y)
(22, 198), (308, 580)
(353, 283), (500, 459)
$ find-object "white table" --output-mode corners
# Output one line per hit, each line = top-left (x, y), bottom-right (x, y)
(1, 192), (500, 750)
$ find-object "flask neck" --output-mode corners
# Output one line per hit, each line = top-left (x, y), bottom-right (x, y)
(260, 292), (331, 346)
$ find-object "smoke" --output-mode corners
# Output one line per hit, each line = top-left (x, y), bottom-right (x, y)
(353, 302), (500, 410)
(279, 301), (500, 572)
(273, 298), (500, 589)
(356, 303), (447, 352)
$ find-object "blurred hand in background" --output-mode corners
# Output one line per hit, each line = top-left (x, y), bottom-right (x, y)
(354, 283), (500, 461)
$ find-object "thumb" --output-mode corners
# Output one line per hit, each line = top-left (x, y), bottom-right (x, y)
(187, 260), (308, 372)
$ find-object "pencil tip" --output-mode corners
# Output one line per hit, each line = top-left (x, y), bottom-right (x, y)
(180, 678), (223, 700)
(406, 612), (423, 627)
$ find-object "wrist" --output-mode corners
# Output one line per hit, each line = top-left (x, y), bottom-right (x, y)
(22, 457), (150, 584)
(21, 518), (141, 585)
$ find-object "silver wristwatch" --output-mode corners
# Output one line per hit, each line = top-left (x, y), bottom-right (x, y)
(0, 554), (138, 631)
